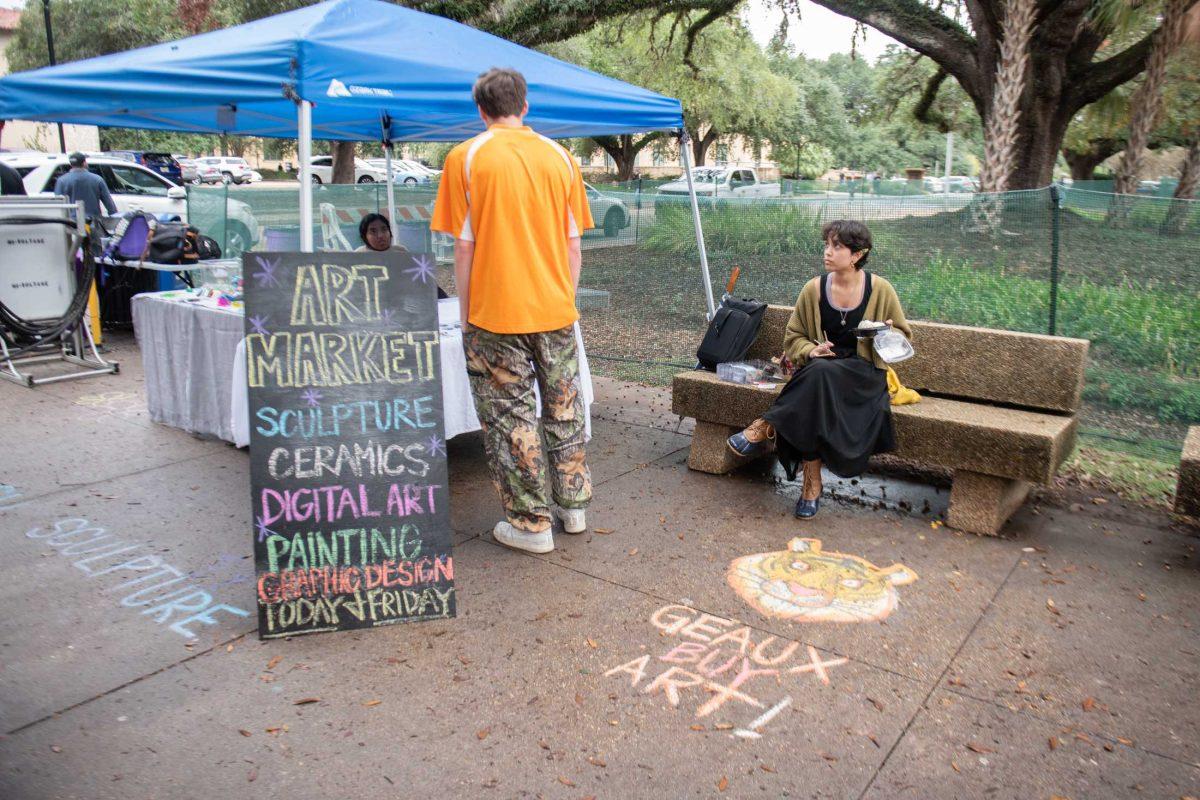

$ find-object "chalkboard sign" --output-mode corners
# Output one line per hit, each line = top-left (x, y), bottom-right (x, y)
(243, 251), (455, 639)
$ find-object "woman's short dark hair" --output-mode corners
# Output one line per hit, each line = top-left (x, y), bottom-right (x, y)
(359, 213), (390, 246)
(821, 219), (872, 269)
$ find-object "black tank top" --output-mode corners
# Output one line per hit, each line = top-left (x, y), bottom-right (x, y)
(819, 272), (873, 359)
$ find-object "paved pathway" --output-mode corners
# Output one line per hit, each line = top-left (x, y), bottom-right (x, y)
(1, 334), (1197, 799)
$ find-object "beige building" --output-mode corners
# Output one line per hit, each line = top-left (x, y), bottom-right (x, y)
(580, 134), (779, 180)
(0, 8), (100, 153)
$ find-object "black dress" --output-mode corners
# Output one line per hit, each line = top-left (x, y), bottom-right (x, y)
(762, 272), (895, 480)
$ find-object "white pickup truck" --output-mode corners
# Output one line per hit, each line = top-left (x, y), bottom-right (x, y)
(657, 167), (781, 198)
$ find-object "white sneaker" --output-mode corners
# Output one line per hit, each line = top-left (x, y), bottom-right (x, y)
(554, 507), (587, 534)
(492, 521), (554, 554)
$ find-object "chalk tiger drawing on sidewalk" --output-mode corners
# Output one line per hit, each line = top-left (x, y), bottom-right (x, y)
(727, 538), (918, 623)
(604, 604), (848, 738)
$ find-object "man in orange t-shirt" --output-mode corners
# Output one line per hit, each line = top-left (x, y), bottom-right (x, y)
(431, 67), (595, 555)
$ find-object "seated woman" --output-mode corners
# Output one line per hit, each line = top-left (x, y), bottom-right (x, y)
(728, 220), (911, 519)
(357, 213), (447, 299)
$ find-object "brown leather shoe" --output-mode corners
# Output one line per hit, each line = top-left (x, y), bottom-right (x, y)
(727, 418), (776, 457)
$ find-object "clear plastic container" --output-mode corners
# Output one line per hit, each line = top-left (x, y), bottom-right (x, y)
(717, 360), (768, 384)
(873, 330), (915, 363)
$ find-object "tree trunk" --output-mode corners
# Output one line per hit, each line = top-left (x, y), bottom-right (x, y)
(1113, 0), (1189, 195)
(1063, 139), (1122, 181)
(592, 133), (664, 182)
(687, 127), (719, 166)
(977, 0), (1036, 193)
(808, 0), (1199, 190)
(1160, 137), (1200, 234)
(331, 141), (356, 184)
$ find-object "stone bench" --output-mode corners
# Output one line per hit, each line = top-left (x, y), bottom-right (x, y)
(1175, 427), (1200, 519)
(672, 305), (1090, 536)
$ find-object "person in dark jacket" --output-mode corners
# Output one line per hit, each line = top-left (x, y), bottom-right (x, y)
(0, 161), (26, 195)
(54, 153), (117, 219)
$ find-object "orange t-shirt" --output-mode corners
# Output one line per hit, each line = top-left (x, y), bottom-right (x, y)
(431, 125), (594, 334)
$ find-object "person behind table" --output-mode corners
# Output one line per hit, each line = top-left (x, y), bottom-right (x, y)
(727, 220), (911, 519)
(430, 67), (595, 555)
(356, 212), (447, 298)
(54, 152), (117, 221)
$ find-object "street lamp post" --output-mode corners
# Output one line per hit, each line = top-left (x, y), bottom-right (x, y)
(41, 0), (68, 153)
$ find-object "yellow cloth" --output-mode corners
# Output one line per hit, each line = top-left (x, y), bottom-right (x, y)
(431, 124), (594, 334)
(887, 367), (920, 405)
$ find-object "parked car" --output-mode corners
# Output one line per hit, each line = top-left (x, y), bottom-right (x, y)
(584, 182), (630, 237)
(922, 176), (945, 193)
(193, 156), (254, 184)
(943, 175), (979, 192)
(175, 156), (199, 183)
(357, 158), (431, 185)
(1, 152), (261, 256)
(657, 167), (781, 198)
(395, 158), (441, 178)
(104, 151), (183, 183)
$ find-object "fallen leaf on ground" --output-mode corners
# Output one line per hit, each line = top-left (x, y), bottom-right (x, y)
(1081, 697), (1096, 712)
(689, 724), (705, 731)
(717, 776), (729, 792)
(950, 761), (960, 773)
(628, 548), (639, 556)
(574, 693), (584, 705)
(594, 528), (613, 534)
(476, 728), (490, 740)
(557, 776), (576, 787)
(49, 745), (62, 753)
(867, 734), (880, 748)
(868, 697), (884, 712)
(1048, 737), (1058, 750)
(292, 697), (319, 705)
(714, 723), (733, 731)
(238, 729), (252, 737)
(362, 700), (382, 707)
(1046, 599), (1061, 616)
(965, 742), (994, 754)
(1117, 737), (1134, 746)
(226, 644), (234, 652)
(247, 768), (257, 782)
(585, 638), (598, 649)
(265, 726), (283, 734)
(538, 740), (550, 750)
(819, 752), (838, 762)
(760, 764), (776, 773)
(587, 756), (607, 767)
(266, 656), (282, 670)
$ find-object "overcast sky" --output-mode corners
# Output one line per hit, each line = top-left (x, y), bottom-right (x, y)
(743, 0), (898, 62)
(2, 0), (898, 61)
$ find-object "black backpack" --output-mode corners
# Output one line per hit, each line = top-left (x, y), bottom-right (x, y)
(196, 234), (222, 260)
(148, 223), (201, 265)
(695, 297), (767, 370)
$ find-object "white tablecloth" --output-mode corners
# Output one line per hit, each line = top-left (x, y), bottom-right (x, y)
(231, 300), (592, 447)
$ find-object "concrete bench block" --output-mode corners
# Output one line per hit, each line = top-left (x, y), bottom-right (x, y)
(891, 397), (1076, 485)
(686, 421), (745, 474)
(1176, 426), (1200, 519)
(947, 470), (1032, 536)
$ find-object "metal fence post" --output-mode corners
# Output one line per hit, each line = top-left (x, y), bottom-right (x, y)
(222, 179), (230, 256)
(634, 177), (643, 244)
(1049, 184), (1061, 336)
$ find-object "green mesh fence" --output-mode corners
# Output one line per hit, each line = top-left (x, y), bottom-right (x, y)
(187, 181), (1200, 462)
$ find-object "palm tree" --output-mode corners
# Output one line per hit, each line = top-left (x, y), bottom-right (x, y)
(977, 0), (1037, 193)
(1112, 0), (1191, 197)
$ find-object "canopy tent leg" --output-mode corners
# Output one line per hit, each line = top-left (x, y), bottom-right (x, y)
(679, 131), (715, 319)
(297, 99), (314, 252)
(384, 141), (398, 242)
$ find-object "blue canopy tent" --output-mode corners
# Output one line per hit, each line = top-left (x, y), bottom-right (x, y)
(0, 0), (716, 313)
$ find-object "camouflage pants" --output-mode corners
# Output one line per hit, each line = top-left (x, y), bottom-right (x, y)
(463, 323), (591, 532)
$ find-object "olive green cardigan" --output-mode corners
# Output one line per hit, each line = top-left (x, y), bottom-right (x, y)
(782, 273), (912, 370)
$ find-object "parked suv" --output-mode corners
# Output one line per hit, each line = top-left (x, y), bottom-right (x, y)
(194, 156), (254, 185)
(105, 151), (182, 183)
(1, 152), (261, 256)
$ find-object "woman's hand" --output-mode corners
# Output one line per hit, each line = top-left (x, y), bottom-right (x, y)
(809, 340), (836, 359)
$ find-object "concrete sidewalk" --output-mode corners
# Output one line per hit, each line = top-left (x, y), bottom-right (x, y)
(0, 333), (1197, 800)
